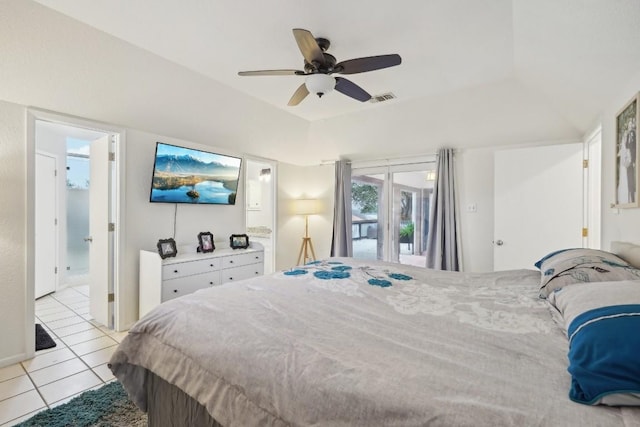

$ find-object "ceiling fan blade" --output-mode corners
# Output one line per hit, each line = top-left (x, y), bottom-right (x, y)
(238, 69), (305, 76)
(334, 77), (371, 102)
(292, 28), (325, 66)
(335, 54), (402, 75)
(288, 83), (309, 106)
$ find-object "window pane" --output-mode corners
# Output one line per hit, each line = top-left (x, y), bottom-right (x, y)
(351, 174), (385, 261)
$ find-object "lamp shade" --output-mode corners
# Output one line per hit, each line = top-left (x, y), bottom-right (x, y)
(293, 198), (321, 215)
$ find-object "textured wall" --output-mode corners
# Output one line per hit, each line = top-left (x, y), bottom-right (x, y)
(0, 100), (29, 365)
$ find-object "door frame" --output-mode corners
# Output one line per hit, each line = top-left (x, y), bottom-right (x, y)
(25, 109), (126, 357)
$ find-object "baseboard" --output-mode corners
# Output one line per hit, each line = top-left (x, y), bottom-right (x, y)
(0, 352), (28, 369)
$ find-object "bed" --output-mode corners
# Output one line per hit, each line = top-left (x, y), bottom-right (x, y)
(109, 248), (640, 426)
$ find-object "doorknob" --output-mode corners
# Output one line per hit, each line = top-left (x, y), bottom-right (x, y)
(84, 236), (93, 242)
(494, 239), (504, 246)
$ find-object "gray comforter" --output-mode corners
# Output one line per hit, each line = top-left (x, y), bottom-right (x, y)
(110, 258), (640, 426)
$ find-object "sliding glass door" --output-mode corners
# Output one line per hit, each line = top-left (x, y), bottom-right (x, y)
(351, 163), (435, 266)
(351, 171), (386, 261)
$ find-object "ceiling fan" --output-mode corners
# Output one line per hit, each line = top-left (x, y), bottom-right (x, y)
(238, 28), (402, 106)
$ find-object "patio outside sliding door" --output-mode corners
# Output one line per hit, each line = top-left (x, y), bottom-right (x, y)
(351, 171), (386, 261)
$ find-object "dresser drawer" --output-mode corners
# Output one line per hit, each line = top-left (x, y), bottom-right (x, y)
(162, 257), (221, 279)
(221, 263), (264, 283)
(161, 271), (221, 302)
(221, 251), (264, 268)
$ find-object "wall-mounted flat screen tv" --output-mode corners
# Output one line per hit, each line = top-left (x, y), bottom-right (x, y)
(149, 142), (242, 205)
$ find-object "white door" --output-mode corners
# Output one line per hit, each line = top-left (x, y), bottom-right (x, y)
(89, 136), (112, 327)
(494, 143), (584, 270)
(35, 152), (57, 299)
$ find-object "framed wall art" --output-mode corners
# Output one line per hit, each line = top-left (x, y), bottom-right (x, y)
(615, 93), (639, 208)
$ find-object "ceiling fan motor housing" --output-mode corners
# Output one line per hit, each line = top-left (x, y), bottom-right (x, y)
(305, 53), (337, 74)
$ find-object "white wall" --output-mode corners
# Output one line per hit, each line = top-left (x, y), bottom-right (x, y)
(0, 101), (29, 365)
(601, 71), (640, 247)
(121, 130), (246, 328)
(0, 0), (311, 365)
(276, 163), (335, 270)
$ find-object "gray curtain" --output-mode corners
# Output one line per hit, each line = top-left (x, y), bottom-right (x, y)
(331, 160), (353, 257)
(425, 148), (460, 271)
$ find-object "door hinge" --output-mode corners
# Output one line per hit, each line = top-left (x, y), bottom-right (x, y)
(54, 218), (57, 225)
(109, 152), (115, 161)
(583, 159), (588, 168)
(54, 267), (57, 274)
(582, 228), (588, 237)
(108, 223), (115, 232)
(108, 293), (115, 303)
(54, 169), (57, 177)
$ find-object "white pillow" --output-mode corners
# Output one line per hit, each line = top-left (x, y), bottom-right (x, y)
(611, 241), (640, 269)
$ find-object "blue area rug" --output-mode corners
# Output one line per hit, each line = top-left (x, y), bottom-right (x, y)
(14, 381), (146, 427)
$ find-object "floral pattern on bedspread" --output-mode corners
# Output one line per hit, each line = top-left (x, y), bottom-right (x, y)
(386, 282), (551, 334)
(281, 259), (550, 334)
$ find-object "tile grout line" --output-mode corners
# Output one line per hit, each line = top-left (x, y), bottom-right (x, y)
(32, 287), (111, 402)
(21, 365), (51, 410)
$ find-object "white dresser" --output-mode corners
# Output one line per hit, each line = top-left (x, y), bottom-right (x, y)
(139, 243), (264, 318)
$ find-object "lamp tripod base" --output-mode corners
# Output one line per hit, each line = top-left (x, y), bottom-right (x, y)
(297, 236), (317, 266)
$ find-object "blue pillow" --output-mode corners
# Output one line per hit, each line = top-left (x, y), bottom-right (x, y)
(534, 248), (574, 269)
(567, 304), (640, 405)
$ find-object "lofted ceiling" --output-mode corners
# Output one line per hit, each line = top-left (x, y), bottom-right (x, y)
(27, 0), (640, 162)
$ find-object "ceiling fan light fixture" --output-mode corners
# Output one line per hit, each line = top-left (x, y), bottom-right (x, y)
(305, 74), (335, 97)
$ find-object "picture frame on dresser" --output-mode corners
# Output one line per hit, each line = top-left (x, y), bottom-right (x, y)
(157, 238), (177, 259)
(615, 92), (639, 208)
(198, 232), (215, 253)
(230, 234), (250, 249)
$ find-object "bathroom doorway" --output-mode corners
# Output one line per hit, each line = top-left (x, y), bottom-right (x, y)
(245, 158), (277, 274)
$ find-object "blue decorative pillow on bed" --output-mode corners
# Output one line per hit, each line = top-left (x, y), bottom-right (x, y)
(568, 304), (640, 405)
(548, 282), (640, 406)
(535, 248), (640, 298)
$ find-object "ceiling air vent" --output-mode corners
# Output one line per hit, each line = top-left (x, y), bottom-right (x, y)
(369, 92), (396, 103)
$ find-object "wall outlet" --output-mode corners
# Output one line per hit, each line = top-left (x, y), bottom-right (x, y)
(466, 203), (477, 213)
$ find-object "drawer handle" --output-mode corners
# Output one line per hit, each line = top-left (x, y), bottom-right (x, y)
(174, 270), (178, 273)
(209, 281), (214, 285)
(173, 289), (178, 293)
(210, 264), (214, 267)
(255, 256), (259, 259)
(229, 260), (234, 264)
(229, 277), (233, 280)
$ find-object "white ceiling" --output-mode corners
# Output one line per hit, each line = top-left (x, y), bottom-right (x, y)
(27, 0), (640, 161)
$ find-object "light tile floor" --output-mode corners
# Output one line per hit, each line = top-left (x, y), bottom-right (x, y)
(0, 286), (128, 426)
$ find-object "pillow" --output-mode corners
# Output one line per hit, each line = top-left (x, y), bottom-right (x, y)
(611, 241), (640, 269)
(535, 248), (640, 298)
(548, 281), (640, 406)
